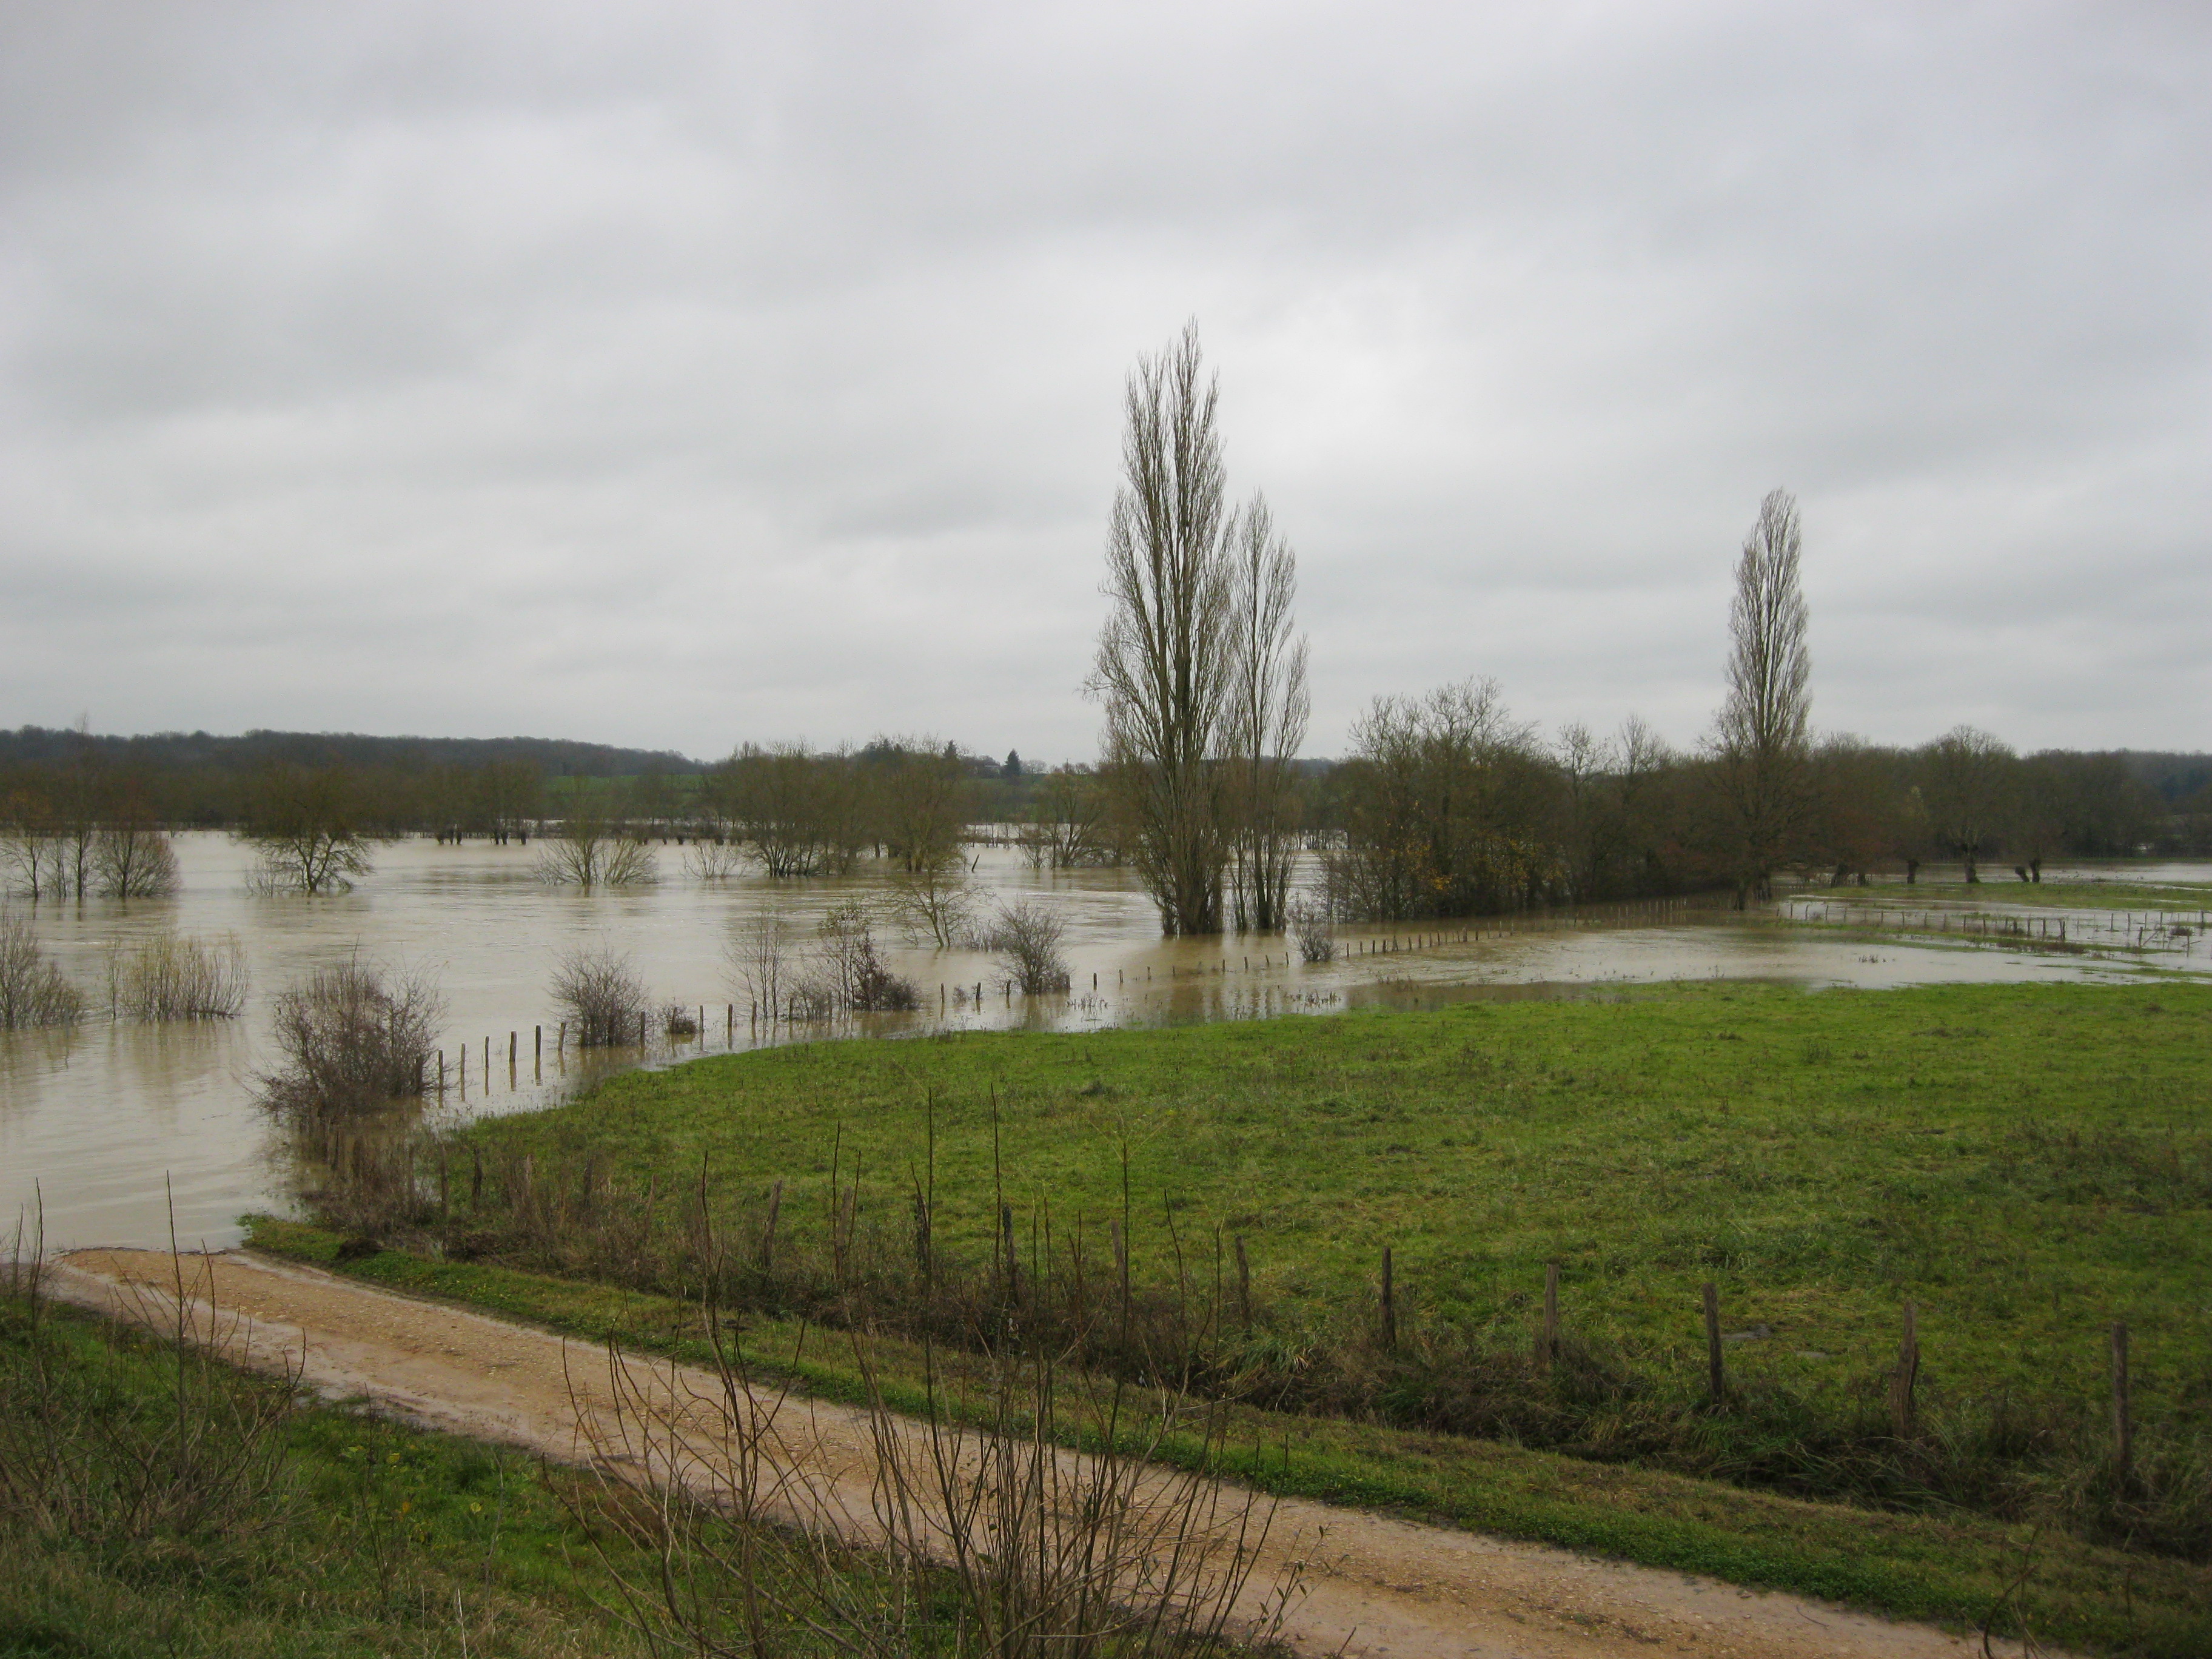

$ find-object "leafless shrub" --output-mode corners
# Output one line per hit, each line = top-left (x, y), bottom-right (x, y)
(259, 959), (443, 1117)
(662, 1002), (701, 1038)
(725, 910), (794, 1021)
(106, 932), (249, 1021)
(886, 858), (974, 949)
(563, 1306), (1293, 1659)
(0, 913), (84, 1028)
(800, 903), (920, 1013)
(982, 898), (1070, 995)
(682, 837), (748, 879)
(93, 822), (179, 899)
(551, 945), (651, 1047)
(535, 808), (656, 888)
(1285, 896), (1335, 964)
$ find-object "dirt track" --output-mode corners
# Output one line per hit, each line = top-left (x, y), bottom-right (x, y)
(49, 1248), (2028, 1659)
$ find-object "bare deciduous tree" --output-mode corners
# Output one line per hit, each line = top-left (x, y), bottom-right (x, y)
(724, 910), (794, 1021)
(887, 857), (975, 949)
(1917, 725), (2017, 883)
(535, 799), (655, 888)
(1090, 323), (1237, 936)
(1711, 489), (1814, 904)
(1019, 765), (1116, 870)
(1225, 494), (1309, 932)
(94, 817), (179, 899)
(238, 765), (384, 894)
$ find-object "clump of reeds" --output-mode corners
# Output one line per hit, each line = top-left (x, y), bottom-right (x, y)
(259, 959), (443, 1117)
(551, 945), (650, 1046)
(0, 913), (83, 1028)
(106, 931), (249, 1021)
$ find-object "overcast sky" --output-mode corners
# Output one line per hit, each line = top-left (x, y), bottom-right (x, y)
(2, 1), (2205, 763)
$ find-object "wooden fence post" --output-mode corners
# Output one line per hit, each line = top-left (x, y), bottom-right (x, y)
(2111, 1319), (2133, 1490)
(760, 1179), (783, 1272)
(1538, 1261), (1560, 1375)
(1889, 1301), (1919, 1438)
(1702, 1282), (1725, 1403)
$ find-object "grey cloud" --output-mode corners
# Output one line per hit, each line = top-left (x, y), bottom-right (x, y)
(1, 1), (2207, 759)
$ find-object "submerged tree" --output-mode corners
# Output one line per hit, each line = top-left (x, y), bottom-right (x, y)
(238, 765), (384, 894)
(1710, 489), (1814, 904)
(1089, 323), (1238, 935)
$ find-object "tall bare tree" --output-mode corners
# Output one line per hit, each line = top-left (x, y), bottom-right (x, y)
(1089, 323), (1236, 935)
(1224, 494), (1309, 931)
(1711, 488), (1814, 904)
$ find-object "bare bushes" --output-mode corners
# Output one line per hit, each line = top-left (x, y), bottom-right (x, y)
(681, 837), (747, 879)
(259, 960), (443, 1117)
(535, 808), (655, 888)
(106, 933), (249, 1020)
(0, 913), (83, 1028)
(725, 910), (794, 1019)
(1285, 896), (1335, 963)
(886, 857), (974, 948)
(568, 1316), (1287, 1659)
(551, 946), (651, 1046)
(807, 903), (920, 1013)
(93, 822), (179, 899)
(983, 899), (1070, 994)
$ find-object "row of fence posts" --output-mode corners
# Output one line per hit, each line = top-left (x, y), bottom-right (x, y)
(433, 1007), (749, 1098)
(421, 898), (1701, 1096)
(1373, 1253), (2142, 1490)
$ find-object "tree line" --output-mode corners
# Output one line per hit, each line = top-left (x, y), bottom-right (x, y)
(1085, 327), (2204, 930)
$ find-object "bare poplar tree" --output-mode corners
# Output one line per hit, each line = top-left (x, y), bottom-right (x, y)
(1088, 323), (1236, 935)
(1711, 488), (1813, 904)
(1224, 494), (1309, 931)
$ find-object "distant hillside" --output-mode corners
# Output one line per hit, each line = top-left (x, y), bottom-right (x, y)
(0, 725), (702, 777)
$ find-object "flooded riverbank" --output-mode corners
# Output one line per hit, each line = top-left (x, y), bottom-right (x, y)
(4, 834), (2201, 1252)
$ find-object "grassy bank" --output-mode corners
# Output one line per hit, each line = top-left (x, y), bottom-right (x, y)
(1823, 879), (2212, 913)
(272, 978), (2212, 1647)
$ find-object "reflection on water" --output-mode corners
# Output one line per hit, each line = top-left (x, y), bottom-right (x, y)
(4, 834), (2201, 1251)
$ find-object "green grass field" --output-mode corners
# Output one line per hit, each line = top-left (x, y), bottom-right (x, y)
(260, 978), (2212, 1653)
(1825, 879), (2212, 914)
(468, 980), (2209, 1430)
(0, 1287), (664, 1657)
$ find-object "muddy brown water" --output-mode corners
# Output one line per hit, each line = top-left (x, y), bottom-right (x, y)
(4, 834), (2199, 1252)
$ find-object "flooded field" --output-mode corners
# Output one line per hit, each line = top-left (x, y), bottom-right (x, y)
(3, 834), (2200, 1252)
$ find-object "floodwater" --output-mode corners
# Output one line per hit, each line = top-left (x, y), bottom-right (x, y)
(3, 834), (2199, 1253)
